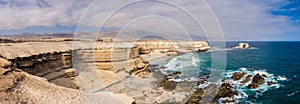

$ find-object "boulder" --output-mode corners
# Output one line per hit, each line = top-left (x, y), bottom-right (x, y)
(241, 75), (252, 83)
(186, 88), (204, 103)
(248, 74), (265, 89)
(231, 72), (247, 80)
(0, 58), (11, 68)
(214, 83), (239, 100)
(268, 81), (274, 86)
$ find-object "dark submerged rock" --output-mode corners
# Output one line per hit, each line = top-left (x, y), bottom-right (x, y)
(248, 74), (265, 89)
(214, 82), (239, 101)
(267, 81), (274, 86)
(186, 83), (239, 104)
(241, 75), (253, 83)
(186, 88), (204, 104)
(231, 72), (247, 81)
(166, 71), (182, 77)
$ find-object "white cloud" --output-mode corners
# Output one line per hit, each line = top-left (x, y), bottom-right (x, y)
(0, 0), (92, 30)
(0, 0), (299, 40)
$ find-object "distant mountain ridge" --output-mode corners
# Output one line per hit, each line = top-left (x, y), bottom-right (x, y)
(2, 31), (206, 41)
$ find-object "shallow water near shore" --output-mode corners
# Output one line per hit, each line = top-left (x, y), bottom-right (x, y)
(163, 41), (300, 104)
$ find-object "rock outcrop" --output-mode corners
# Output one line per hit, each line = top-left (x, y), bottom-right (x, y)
(231, 72), (247, 80)
(0, 40), (211, 104)
(136, 41), (210, 54)
(235, 42), (250, 49)
(0, 67), (134, 104)
(186, 82), (239, 104)
(241, 75), (252, 83)
(157, 76), (177, 91)
(248, 74), (265, 89)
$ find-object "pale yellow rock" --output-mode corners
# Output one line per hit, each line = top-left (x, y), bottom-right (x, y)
(0, 58), (11, 68)
(235, 43), (250, 49)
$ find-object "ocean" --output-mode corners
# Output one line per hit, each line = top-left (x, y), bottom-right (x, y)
(162, 41), (300, 104)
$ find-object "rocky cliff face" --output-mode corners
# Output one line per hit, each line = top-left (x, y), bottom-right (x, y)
(0, 41), (210, 88)
(0, 40), (211, 104)
(136, 41), (210, 54)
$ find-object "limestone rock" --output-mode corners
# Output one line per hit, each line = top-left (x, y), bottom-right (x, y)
(235, 43), (250, 49)
(0, 58), (11, 68)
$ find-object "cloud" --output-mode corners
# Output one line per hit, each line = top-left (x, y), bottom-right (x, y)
(206, 0), (299, 40)
(0, 0), (92, 30)
(0, 0), (299, 40)
(76, 0), (299, 40)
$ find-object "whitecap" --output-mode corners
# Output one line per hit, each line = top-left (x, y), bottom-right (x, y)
(198, 81), (211, 89)
(253, 70), (269, 76)
(277, 76), (288, 81)
(218, 97), (235, 104)
(240, 67), (247, 71)
(249, 47), (259, 50)
(287, 90), (300, 96)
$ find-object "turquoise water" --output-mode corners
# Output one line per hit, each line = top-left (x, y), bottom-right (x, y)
(163, 41), (300, 104)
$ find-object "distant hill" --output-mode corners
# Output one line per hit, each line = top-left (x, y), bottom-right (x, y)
(2, 31), (206, 41)
(4, 33), (74, 39)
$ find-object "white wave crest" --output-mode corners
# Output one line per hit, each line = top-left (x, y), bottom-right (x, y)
(287, 90), (300, 96)
(277, 76), (288, 81)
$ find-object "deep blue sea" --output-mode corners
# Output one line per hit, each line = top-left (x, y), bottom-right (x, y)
(163, 41), (300, 104)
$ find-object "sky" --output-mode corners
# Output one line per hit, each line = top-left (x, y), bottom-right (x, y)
(0, 0), (299, 41)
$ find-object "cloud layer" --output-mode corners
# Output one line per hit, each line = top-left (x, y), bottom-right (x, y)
(0, 0), (299, 40)
(0, 0), (92, 30)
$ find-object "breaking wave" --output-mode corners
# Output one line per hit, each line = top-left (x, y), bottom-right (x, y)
(224, 67), (288, 102)
(287, 90), (300, 97)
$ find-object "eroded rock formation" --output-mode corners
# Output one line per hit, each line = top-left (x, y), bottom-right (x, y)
(248, 74), (265, 89)
(235, 42), (250, 49)
(136, 41), (210, 54)
(0, 40), (211, 104)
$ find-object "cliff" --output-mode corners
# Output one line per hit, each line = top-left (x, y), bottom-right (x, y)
(0, 40), (210, 104)
(136, 41), (210, 54)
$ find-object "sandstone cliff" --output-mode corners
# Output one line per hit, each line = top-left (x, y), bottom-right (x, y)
(0, 40), (210, 104)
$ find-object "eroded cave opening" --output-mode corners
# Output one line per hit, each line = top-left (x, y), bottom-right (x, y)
(10, 51), (78, 89)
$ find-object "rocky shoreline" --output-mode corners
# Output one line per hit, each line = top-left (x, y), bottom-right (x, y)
(0, 40), (270, 104)
(0, 40), (211, 104)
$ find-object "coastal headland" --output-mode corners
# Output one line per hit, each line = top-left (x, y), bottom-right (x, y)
(0, 37), (267, 104)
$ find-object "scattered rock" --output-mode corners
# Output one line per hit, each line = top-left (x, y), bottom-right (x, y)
(159, 66), (168, 70)
(166, 71), (182, 77)
(186, 88), (204, 104)
(0, 58), (11, 68)
(241, 75), (253, 83)
(221, 78), (226, 82)
(268, 81), (274, 86)
(158, 76), (177, 91)
(214, 83), (239, 101)
(186, 82), (239, 104)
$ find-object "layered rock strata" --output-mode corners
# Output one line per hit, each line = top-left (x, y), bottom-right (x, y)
(0, 40), (211, 104)
(136, 41), (210, 54)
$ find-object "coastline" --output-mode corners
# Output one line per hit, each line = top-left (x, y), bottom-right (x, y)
(0, 40), (211, 104)
(1, 40), (282, 103)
